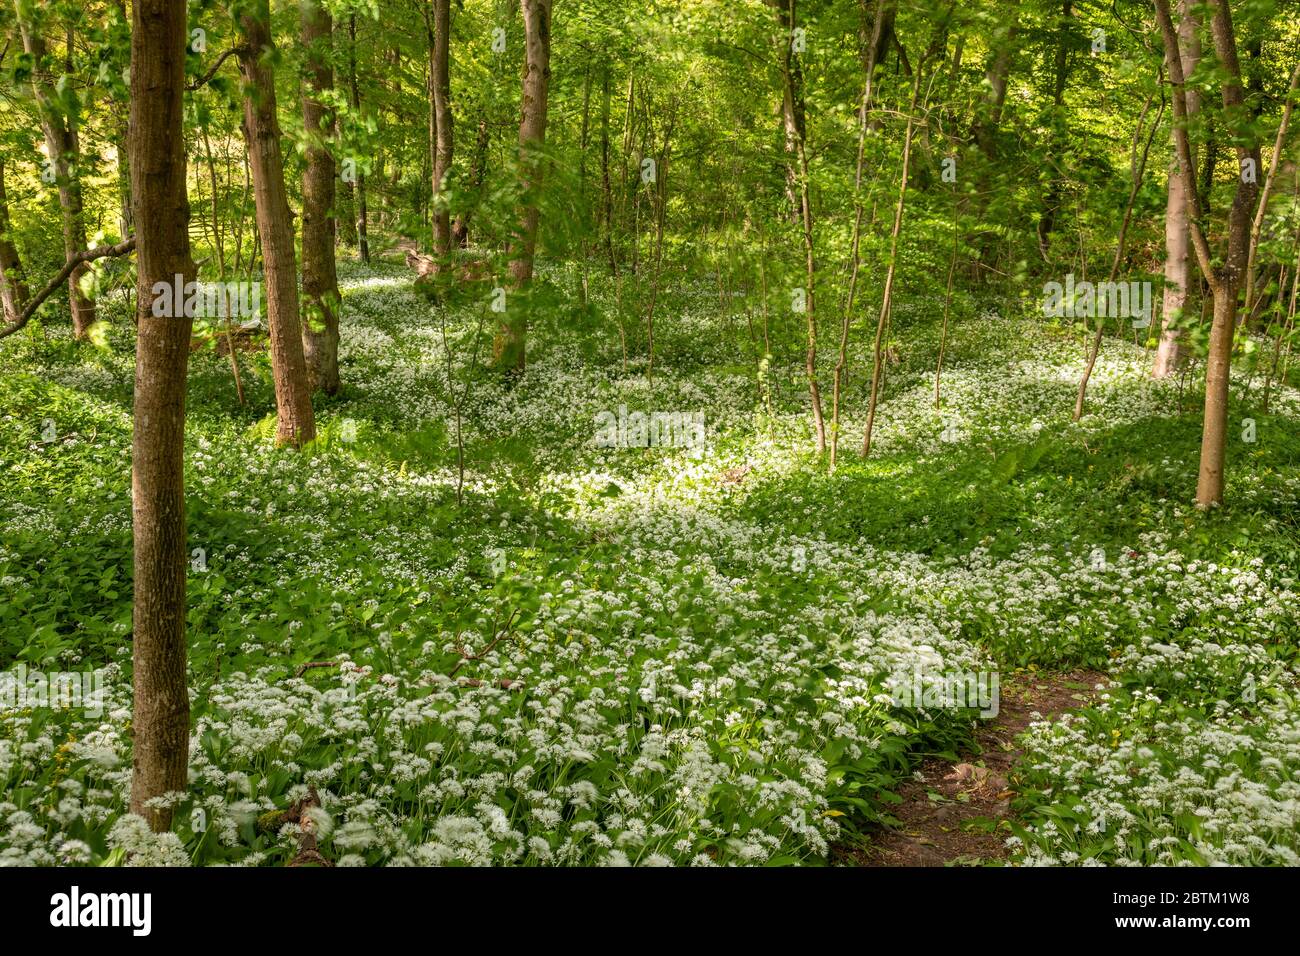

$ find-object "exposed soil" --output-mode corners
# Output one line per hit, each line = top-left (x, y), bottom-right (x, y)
(836, 669), (1104, 867)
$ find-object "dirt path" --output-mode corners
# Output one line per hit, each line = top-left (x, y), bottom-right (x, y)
(837, 669), (1104, 867)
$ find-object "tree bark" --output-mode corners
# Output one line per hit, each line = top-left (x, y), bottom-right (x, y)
(831, 0), (885, 469)
(1154, 0), (1202, 379)
(599, 66), (617, 274)
(430, 0), (454, 263)
(237, 0), (316, 445)
(643, 103), (675, 383)
(1155, 0), (1261, 509)
(348, 14), (369, 263)
(1242, 59), (1300, 319)
(128, 0), (194, 834)
(1195, 0), (1260, 508)
(778, 0), (824, 452)
(300, 0), (341, 395)
(0, 159), (30, 324)
(451, 114), (489, 247)
(970, 0), (1020, 275)
(495, 0), (552, 372)
(1074, 92), (1164, 419)
(773, 0), (806, 222)
(14, 4), (94, 336)
(1036, 1), (1073, 260)
(862, 61), (924, 457)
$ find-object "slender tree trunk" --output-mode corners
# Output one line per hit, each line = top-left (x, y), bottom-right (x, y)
(233, 149), (251, 273)
(862, 66), (924, 457)
(200, 127), (225, 275)
(643, 105), (675, 383)
(0, 159), (30, 324)
(774, 0), (807, 222)
(430, 0), (453, 263)
(1075, 92), (1164, 418)
(830, 0), (885, 469)
(1242, 59), (1300, 318)
(349, 14), (369, 263)
(451, 114), (489, 247)
(1195, 0), (1260, 508)
(1154, 0), (1202, 379)
(1263, 245), (1298, 411)
(779, 0), (826, 453)
(336, 125), (358, 247)
(237, 0), (316, 445)
(934, 221), (959, 407)
(300, 0), (341, 395)
(15, 6), (94, 336)
(1036, 1), (1073, 260)
(200, 125), (246, 406)
(129, 0), (194, 833)
(599, 66), (617, 275)
(970, 0), (1020, 274)
(110, 0), (132, 239)
(495, 0), (552, 372)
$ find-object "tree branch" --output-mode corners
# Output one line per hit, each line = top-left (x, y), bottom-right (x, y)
(188, 46), (244, 91)
(0, 237), (136, 340)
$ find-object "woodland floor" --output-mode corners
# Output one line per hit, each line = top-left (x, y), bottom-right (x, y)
(2, 255), (1299, 866)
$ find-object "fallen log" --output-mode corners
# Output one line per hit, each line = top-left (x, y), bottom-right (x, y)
(257, 787), (334, 867)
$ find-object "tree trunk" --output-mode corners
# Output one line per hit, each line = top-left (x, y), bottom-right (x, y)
(336, 118), (358, 247)
(1155, 0), (1261, 509)
(643, 104), (675, 383)
(430, 0), (454, 263)
(1154, 0), (1202, 379)
(495, 0), (552, 372)
(1036, 1), (1073, 260)
(451, 114), (489, 247)
(831, 0), (885, 468)
(779, 0), (824, 452)
(862, 63), (924, 457)
(238, 0), (316, 445)
(1194, 0), (1259, 508)
(129, 0), (194, 834)
(300, 0), (341, 395)
(773, 0), (806, 222)
(348, 14), (369, 263)
(1242, 59), (1300, 318)
(104, 0), (132, 241)
(0, 159), (30, 324)
(14, 5), (94, 337)
(934, 221), (959, 407)
(1074, 92), (1164, 419)
(599, 66), (617, 275)
(970, 0), (1020, 275)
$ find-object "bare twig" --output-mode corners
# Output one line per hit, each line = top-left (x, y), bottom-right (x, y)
(292, 661), (339, 679)
(448, 609), (520, 678)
